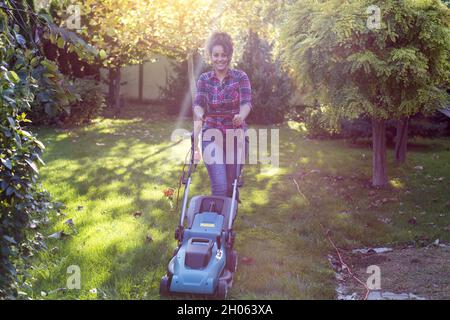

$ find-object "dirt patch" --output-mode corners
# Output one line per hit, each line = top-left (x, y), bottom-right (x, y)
(331, 245), (450, 300)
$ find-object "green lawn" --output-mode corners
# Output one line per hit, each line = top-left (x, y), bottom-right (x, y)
(26, 105), (450, 299)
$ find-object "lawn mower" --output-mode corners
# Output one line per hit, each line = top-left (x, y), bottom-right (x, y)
(159, 130), (244, 299)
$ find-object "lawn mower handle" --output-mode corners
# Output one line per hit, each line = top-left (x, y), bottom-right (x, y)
(228, 128), (245, 231)
(176, 133), (197, 241)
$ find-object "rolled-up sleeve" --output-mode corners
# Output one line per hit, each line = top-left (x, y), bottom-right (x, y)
(193, 75), (207, 110)
(239, 71), (252, 109)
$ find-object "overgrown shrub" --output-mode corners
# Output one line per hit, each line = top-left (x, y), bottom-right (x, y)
(0, 11), (54, 298)
(159, 54), (208, 116)
(27, 60), (78, 125)
(340, 114), (448, 144)
(29, 76), (105, 126)
(300, 109), (449, 143)
(61, 78), (105, 125)
(1, 1), (94, 298)
(237, 30), (294, 124)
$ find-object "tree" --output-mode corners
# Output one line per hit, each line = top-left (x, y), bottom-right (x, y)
(237, 30), (294, 124)
(66, 0), (292, 116)
(281, 0), (449, 186)
(66, 0), (222, 114)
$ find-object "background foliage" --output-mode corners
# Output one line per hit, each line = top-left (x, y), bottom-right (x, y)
(0, 0), (97, 298)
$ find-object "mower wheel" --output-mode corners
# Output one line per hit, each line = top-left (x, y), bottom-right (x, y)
(227, 250), (238, 273)
(159, 275), (170, 297)
(215, 280), (228, 300)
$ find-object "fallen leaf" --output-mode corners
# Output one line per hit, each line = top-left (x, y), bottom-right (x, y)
(29, 220), (39, 229)
(241, 256), (254, 265)
(96, 143), (105, 146)
(353, 247), (393, 254)
(163, 188), (175, 198)
(132, 211), (143, 218)
(47, 231), (70, 240)
(414, 166), (424, 170)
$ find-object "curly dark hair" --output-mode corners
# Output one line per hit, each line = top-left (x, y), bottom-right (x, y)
(206, 32), (234, 59)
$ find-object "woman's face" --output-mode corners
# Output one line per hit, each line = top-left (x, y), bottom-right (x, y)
(211, 45), (229, 73)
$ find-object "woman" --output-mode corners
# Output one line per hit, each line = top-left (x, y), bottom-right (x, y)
(192, 32), (252, 200)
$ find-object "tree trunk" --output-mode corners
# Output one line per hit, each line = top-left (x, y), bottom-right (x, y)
(372, 118), (388, 187)
(138, 63), (144, 103)
(395, 117), (409, 164)
(108, 68), (115, 107)
(114, 67), (121, 115)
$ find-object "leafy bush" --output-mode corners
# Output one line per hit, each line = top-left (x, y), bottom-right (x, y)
(340, 114), (448, 144)
(27, 59), (78, 125)
(237, 30), (294, 124)
(1, 2), (95, 298)
(292, 101), (449, 142)
(29, 76), (105, 126)
(159, 54), (208, 116)
(61, 78), (105, 125)
(0, 12), (54, 298)
(301, 111), (449, 143)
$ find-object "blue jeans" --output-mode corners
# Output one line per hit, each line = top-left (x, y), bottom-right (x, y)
(201, 129), (249, 199)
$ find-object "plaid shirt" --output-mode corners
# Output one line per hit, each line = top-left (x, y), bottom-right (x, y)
(194, 69), (252, 132)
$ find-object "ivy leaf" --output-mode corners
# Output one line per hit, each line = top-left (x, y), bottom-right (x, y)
(24, 159), (39, 174)
(7, 117), (15, 128)
(3, 235), (17, 244)
(1, 158), (12, 170)
(15, 33), (26, 47)
(5, 187), (14, 197)
(57, 37), (65, 49)
(36, 154), (46, 166)
(6, 71), (20, 84)
(99, 49), (107, 60)
(34, 139), (46, 150)
(19, 130), (32, 138)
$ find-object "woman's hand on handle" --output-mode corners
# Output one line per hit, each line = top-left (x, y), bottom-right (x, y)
(193, 146), (201, 164)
